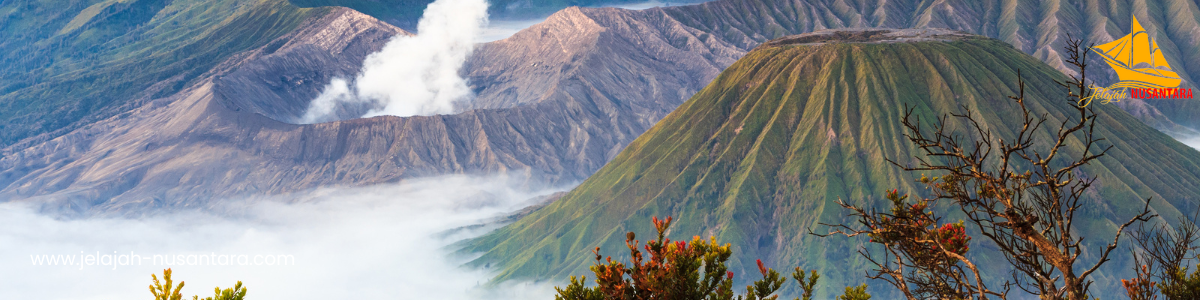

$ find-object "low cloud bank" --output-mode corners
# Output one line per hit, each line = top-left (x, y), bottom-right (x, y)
(301, 0), (489, 123)
(609, 0), (681, 10)
(2, 175), (563, 300)
(1161, 125), (1200, 151)
(1171, 132), (1200, 150)
(476, 18), (546, 43)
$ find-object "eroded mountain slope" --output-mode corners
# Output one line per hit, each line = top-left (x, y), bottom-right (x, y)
(0, 6), (693, 214)
(4, 0), (1199, 214)
(464, 29), (1200, 297)
(0, 0), (327, 146)
(473, 0), (1200, 129)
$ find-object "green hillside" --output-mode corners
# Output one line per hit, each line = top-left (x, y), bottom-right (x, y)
(0, 0), (326, 146)
(462, 31), (1200, 297)
(656, 0), (1200, 129)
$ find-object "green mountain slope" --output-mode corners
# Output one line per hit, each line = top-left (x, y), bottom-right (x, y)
(0, 0), (327, 146)
(646, 0), (1200, 129)
(463, 29), (1200, 297)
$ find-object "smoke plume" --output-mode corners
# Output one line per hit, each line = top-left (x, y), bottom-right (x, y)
(301, 0), (488, 123)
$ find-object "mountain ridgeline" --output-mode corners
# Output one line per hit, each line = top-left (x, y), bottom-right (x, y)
(462, 29), (1200, 297)
(0, 0), (327, 146)
(0, 4), (675, 214)
(5, 0), (1200, 212)
(287, 0), (709, 30)
(576, 0), (1200, 129)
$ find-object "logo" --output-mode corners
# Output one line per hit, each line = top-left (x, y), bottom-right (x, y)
(1083, 16), (1192, 106)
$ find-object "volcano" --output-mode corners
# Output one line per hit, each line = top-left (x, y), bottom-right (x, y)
(463, 29), (1200, 297)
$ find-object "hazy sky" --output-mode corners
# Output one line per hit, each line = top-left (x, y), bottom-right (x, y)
(608, 0), (686, 10)
(477, 18), (546, 43)
(475, 0), (687, 43)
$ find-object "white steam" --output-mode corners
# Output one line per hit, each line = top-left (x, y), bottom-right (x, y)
(301, 0), (488, 123)
(1, 175), (562, 300)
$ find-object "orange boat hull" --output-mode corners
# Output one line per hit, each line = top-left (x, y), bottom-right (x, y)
(1096, 51), (1183, 88)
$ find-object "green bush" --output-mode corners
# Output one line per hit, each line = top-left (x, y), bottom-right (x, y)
(835, 284), (870, 300)
(554, 216), (821, 300)
(148, 268), (246, 300)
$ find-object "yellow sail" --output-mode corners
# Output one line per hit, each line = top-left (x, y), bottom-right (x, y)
(1091, 16), (1182, 88)
(1151, 44), (1170, 70)
(1093, 37), (1128, 63)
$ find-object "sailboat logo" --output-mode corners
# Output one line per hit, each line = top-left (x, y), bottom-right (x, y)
(1091, 16), (1183, 89)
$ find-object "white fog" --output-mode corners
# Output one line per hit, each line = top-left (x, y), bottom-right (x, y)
(2, 175), (567, 300)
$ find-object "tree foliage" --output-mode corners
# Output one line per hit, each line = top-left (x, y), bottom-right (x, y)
(836, 284), (871, 300)
(150, 268), (187, 300)
(1122, 264), (1159, 300)
(148, 268), (246, 300)
(1126, 213), (1200, 300)
(554, 216), (822, 300)
(818, 189), (999, 299)
(818, 36), (1155, 300)
(792, 268), (819, 300)
(195, 281), (246, 300)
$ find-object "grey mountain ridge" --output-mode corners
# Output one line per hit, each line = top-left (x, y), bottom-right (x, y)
(2, 0), (1199, 215)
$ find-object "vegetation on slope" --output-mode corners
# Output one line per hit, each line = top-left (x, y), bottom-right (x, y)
(552, 216), (829, 300)
(820, 39), (1157, 299)
(463, 32), (1200, 297)
(149, 268), (246, 300)
(0, 0), (327, 146)
(653, 0), (1200, 128)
